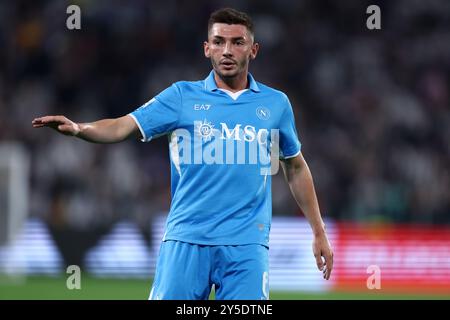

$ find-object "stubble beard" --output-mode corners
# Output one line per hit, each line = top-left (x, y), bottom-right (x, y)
(211, 57), (248, 80)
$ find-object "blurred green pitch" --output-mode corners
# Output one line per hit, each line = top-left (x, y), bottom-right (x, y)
(0, 276), (449, 300)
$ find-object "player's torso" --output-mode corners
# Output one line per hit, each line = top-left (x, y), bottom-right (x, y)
(163, 82), (282, 246)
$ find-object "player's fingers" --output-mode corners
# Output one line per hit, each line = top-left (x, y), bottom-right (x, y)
(35, 115), (66, 125)
(324, 266), (332, 280)
(314, 252), (324, 271)
(327, 251), (334, 271)
(33, 116), (50, 124)
(32, 118), (45, 126)
(323, 252), (333, 280)
(325, 268), (332, 280)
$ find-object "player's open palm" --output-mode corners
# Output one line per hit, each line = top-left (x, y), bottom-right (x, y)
(32, 115), (80, 136)
(312, 233), (334, 280)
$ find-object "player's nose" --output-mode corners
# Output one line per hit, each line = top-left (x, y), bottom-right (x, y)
(223, 42), (233, 56)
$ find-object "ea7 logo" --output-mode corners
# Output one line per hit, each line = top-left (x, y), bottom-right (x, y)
(194, 104), (211, 111)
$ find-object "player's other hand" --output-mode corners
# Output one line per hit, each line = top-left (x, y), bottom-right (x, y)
(312, 232), (334, 280)
(32, 115), (81, 136)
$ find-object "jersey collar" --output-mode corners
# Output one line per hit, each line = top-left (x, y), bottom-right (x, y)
(204, 70), (260, 93)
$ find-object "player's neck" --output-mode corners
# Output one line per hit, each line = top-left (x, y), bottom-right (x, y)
(214, 71), (248, 93)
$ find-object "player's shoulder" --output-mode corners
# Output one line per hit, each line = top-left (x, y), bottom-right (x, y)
(255, 81), (290, 102)
(171, 80), (205, 92)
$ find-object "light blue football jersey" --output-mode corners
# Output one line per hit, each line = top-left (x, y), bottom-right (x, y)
(129, 70), (301, 247)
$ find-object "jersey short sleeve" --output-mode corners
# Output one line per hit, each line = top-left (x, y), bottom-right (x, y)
(129, 83), (181, 142)
(279, 94), (301, 159)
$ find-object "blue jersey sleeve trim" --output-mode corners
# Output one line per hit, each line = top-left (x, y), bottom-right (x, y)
(128, 113), (152, 142)
(280, 148), (301, 160)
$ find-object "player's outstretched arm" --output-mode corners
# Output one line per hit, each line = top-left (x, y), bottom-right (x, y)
(32, 115), (140, 143)
(281, 153), (334, 280)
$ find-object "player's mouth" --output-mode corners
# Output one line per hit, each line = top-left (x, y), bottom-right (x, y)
(220, 60), (237, 69)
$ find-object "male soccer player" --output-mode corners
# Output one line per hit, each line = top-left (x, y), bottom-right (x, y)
(32, 8), (333, 300)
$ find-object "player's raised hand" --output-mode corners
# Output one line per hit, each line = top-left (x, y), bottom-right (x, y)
(32, 115), (81, 136)
(312, 232), (334, 280)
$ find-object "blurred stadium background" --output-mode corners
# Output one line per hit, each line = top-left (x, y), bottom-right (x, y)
(1, 0), (449, 299)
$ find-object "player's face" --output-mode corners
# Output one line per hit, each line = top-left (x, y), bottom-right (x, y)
(204, 23), (259, 79)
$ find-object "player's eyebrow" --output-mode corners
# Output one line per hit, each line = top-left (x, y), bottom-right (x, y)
(212, 35), (246, 41)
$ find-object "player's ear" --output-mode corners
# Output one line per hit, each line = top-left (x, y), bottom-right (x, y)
(204, 41), (211, 58)
(250, 42), (259, 60)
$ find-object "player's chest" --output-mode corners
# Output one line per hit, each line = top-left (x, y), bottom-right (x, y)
(178, 95), (277, 133)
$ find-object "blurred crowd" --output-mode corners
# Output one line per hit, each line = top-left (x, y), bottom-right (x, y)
(0, 0), (449, 231)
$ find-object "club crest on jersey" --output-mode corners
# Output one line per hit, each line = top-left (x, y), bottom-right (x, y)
(256, 106), (270, 120)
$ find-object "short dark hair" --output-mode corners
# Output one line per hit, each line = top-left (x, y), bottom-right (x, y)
(208, 8), (254, 38)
